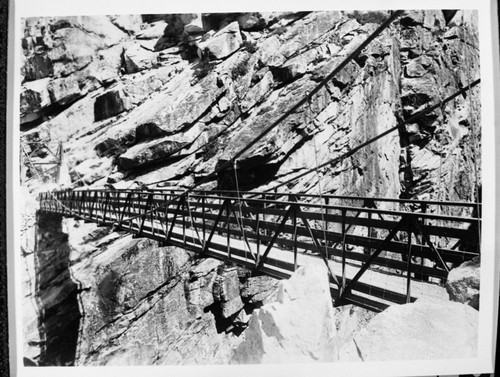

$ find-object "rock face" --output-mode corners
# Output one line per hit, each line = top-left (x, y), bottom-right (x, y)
(446, 257), (480, 310)
(20, 10), (482, 366)
(232, 265), (336, 363)
(21, 10), (481, 204)
(197, 22), (243, 60)
(338, 299), (478, 361)
(58, 219), (244, 365)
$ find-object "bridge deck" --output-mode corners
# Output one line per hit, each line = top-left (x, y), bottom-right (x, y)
(38, 189), (480, 312)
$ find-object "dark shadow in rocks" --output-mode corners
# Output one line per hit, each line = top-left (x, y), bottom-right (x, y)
(216, 159), (281, 192)
(204, 302), (246, 336)
(32, 212), (81, 366)
(20, 95), (84, 132)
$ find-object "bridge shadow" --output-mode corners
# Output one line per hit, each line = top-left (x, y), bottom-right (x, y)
(29, 212), (81, 366)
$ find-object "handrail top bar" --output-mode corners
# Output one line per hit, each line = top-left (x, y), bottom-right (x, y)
(54, 188), (481, 207)
(44, 190), (481, 223)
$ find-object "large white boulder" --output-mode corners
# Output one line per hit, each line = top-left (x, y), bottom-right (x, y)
(123, 43), (159, 73)
(338, 298), (478, 361)
(232, 264), (336, 363)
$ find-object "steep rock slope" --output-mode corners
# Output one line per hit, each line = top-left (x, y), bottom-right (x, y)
(21, 10), (480, 203)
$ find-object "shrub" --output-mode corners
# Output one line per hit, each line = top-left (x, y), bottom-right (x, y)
(270, 25), (287, 36)
(231, 59), (250, 80)
(242, 40), (258, 53)
(194, 58), (215, 80)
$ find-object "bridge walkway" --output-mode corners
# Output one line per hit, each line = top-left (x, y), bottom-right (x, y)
(38, 188), (481, 312)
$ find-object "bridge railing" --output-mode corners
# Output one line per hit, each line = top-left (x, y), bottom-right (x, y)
(38, 188), (480, 312)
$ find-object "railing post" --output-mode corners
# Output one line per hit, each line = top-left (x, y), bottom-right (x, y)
(182, 195), (186, 243)
(263, 193), (267, 238)
(406, 219), (413, 303)
(227, 200), (231, 258)
(420, 203), (427, 280)
(102, 192), (110, 224)
(325, 197), (330, 243)
(89, 191), (98, 220)
(150, 194), (155, 237)
(138, 193), (154, 237)
(256, 211), (261, 264)
(163, 193), (170, 237)
(202, 193), (206, 247)
(341, 209), (347, 294)
(119, 192), (132, 227)
(80, 191), (86, 218)
(292, 206), (298, 271)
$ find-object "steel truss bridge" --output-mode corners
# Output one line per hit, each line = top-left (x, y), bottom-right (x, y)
(38, 188), (480, 312)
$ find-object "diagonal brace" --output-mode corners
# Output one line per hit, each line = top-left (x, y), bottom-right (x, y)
(335, 217), (406, 305)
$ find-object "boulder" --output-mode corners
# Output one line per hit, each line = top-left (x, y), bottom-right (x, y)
(71, 157), (114, 185)
(401, 77), (438, 110)
(146, 70), (225, 134)
(20, 78), (52, 123)
(107, 15), (143, 35)
(446, 256), (480, 310)
(123, 44), (159, 74)
(185, 258), (223, 318)
(73, 15), (127, 45)
(136, 21), (168, 40)
(183, 14), (205, 35)
(423, 10), (446, 30)
(23, 53), (54, 81)
(237, 13), (267, 31)
(312, 57), (359, 87)
(46, 19), (123, 78)
(93, 44), (125, 84)
(405, 57), (431, 78)
(232, 264), (336, 363)
(47, 75), (85, 105)
(94, 90), (129, 122)
(400, 10), (425, 26)
(240, 71), (274, 112)
(197, 21), (243, 60)
(333, 304), (376, 358)
(338, 299), (478, 361)
(116, 137), (186, 170)
(162, 15), (192, 38)
(240, 275), (280, 306)
(271, 56), (307, 82)
(257, 36), (281, 67)
(213, 267), (244, 318)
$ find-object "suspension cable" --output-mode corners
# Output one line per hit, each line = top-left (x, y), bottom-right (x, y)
(308, 92), (330, 260)
(264, 78), (481, 194)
